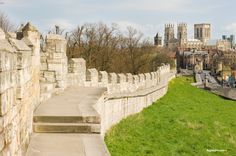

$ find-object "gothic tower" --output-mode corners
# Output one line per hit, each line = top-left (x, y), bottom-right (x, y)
(177, 23), (187, 45)
(164, 24), (175, 47)
(194, 23), (211, 43)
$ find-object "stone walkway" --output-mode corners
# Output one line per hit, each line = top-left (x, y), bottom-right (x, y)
(26, 86), (110, 156)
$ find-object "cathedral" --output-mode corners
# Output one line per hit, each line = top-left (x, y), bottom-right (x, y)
(157, 23), (232, 51)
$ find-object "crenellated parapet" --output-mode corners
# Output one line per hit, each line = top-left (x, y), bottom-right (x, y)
(65, 57), (172, 94)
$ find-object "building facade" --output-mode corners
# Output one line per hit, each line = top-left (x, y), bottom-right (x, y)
(177, 23), (188, 45)
(164, 24), (175, 47)
(194, 23), (211, 43)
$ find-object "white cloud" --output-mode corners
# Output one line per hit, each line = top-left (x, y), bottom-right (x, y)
(225, 23), (236, 34)
(81, 0), (221, 14)
(116, 0), (190, 12)
(113, 21), (163, 41)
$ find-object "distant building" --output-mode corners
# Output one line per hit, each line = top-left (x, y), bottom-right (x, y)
(178, 50), (210, 70)
(222, 35), (235, 48)
(180, 39), (203, 50)
(194, 23), (211, 43)
(164, 24), (175, 47)
(154, 33), (162, 47)
(205, 39), (231, 51)
(231, 64), (236, 80)
(161, 23), (231, 52)
(177, 23), (188, 44)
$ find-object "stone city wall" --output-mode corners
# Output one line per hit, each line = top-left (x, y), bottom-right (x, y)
(39, 40), (175, 137)
(64, 56), (174, 137)
(0, 23), (41, 156)
(92, 68), (175, 136)
(0, 22), (175, 156)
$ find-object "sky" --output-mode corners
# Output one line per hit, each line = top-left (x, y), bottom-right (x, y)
(0, 0), (236, 41)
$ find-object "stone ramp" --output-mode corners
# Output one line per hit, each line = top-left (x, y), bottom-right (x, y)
(27, 86), (110, 155)
(26, 133), (110, 156)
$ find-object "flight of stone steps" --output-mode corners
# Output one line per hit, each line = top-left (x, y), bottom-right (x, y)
(27, 87), (110, 156)
(33, 115), (101, 133)
(33, 86), (106, 134)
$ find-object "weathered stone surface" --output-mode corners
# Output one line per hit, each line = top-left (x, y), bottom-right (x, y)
(0, 28), (5, 40)
(86, 68), (98, 87)
(0, 40), (16, 52)
(9, 39), (31, 51)
(144, 73), (151, 88)
(99, 71), (108, 87)
(0, 23), (41, 155)
(0, 88), (16, 116)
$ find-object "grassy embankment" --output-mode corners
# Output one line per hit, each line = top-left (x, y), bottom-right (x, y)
(105, 77), (236, 156)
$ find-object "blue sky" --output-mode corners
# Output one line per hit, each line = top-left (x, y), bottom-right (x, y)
(1, 0), (236, 40)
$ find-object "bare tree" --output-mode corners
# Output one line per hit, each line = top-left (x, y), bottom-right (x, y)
(123, 27), (152, 74)
(0, 11), (15, 32)
(67, 22), (167, 74)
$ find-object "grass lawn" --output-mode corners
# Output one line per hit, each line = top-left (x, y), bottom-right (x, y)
(105, 77), (236, 156)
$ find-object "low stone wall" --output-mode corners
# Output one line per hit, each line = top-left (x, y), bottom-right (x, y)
(95, 72), (175, 136)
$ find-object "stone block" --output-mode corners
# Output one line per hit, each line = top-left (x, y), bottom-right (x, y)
(0, 88), (15, 116)
(144, 73), (151, 88)
(68, 58), (86, 74)
(109, 73), (117, 84)
(86, 68), (98, 87)
(99, 71), (108, 87)
(151, 72), (157, 86)
(0, 71), (16, 93)
(48, 63), (63, 72)
(47, 58), (67, 65)
(40, 63), (48, 71)
(138, 74), (145, 88)
(43, 71), (55, 80)
(17, 68), (31, 87)
(118, 74), (127, 92)
(0, 51), (17, 72)
(52, 52), (64, 59)
(16, 51), (32, 69)
(126, 73), (133, 84)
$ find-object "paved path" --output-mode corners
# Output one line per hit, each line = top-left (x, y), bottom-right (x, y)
(34, 86), (106, 117)
(26, 86), (110, 156)
(26, 133), (109, 156)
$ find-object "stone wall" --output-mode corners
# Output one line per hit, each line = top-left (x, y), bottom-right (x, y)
(0, 23), (41, 156)
(0, 23), (175, 156)
(65, 57), (175, 137)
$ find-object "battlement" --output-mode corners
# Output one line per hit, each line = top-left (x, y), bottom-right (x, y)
(178, 23), (187, 27)
(165, 23), (175, 28)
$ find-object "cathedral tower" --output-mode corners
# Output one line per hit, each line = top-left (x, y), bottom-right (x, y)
(194, 23), (211, 43)
(164, 24), (175, 47)
(177, 23), (187, 44)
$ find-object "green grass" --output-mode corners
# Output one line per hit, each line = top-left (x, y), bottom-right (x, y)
(105, 77), (236, 156)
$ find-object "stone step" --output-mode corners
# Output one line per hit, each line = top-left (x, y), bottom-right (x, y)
(33, 123), (101, 133)
(33, 115), (101, 124)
